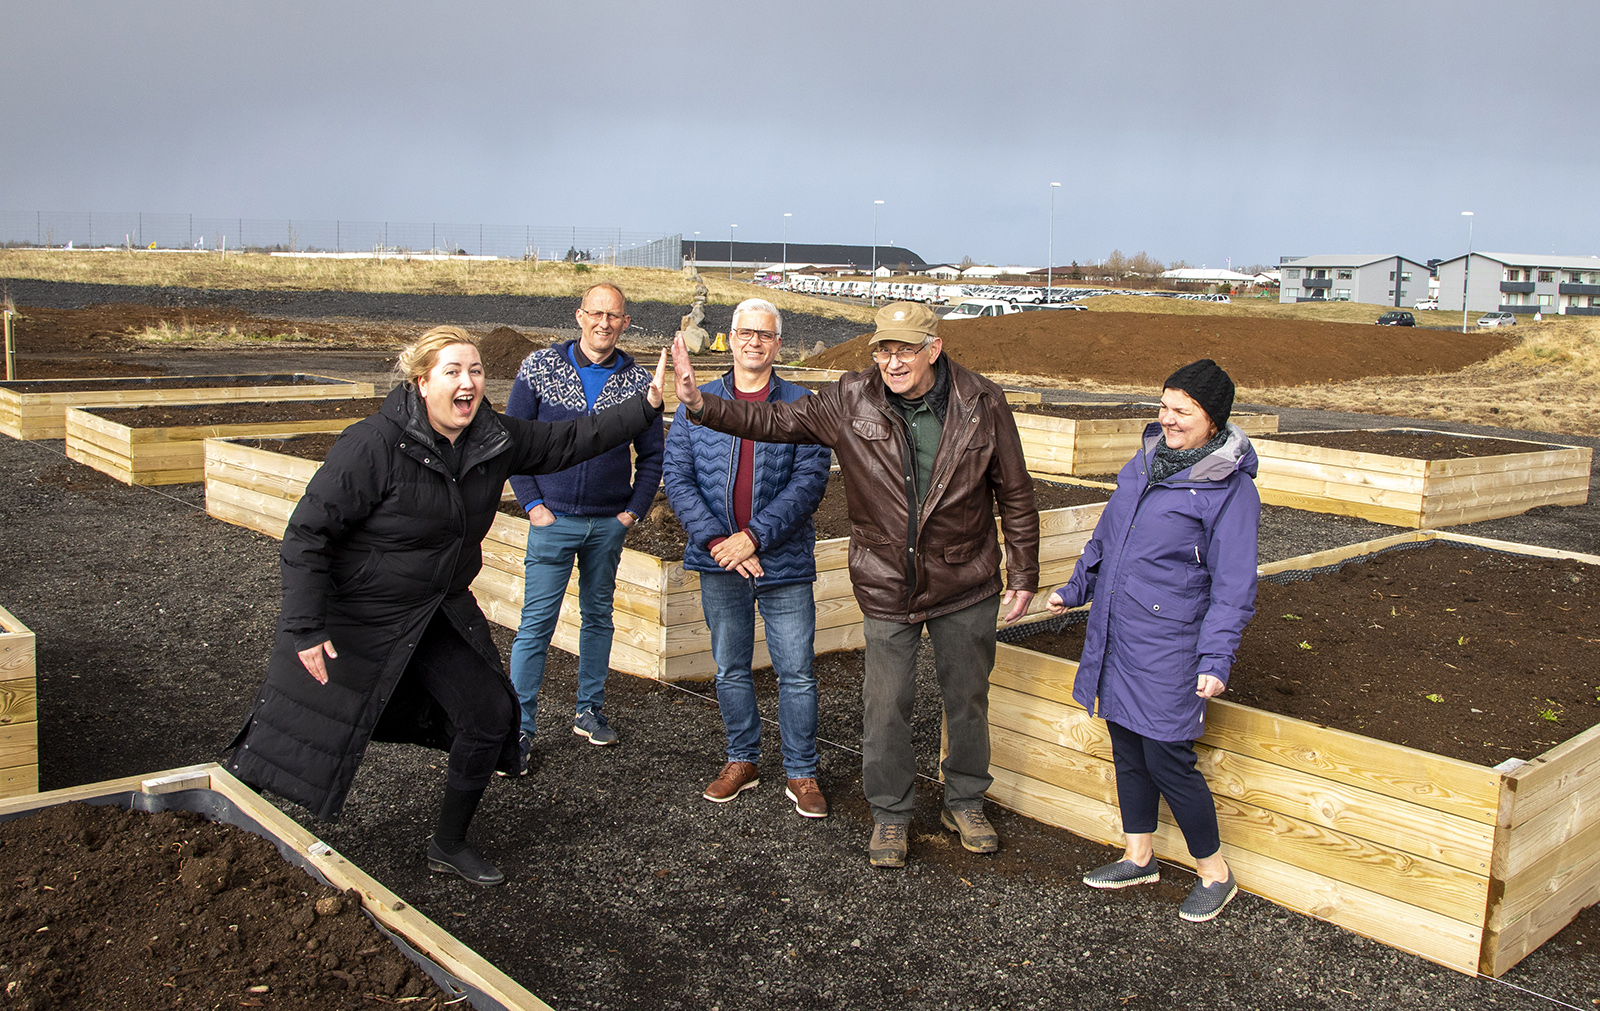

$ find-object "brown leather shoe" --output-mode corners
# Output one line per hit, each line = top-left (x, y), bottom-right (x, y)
(702, 761), (759, 803)
(868, 822), (908, 868)
(784, 777), (828, 818)
(941, 806), (1000, 854)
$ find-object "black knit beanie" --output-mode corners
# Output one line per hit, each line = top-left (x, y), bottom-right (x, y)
(1163, 359), (1234, 431)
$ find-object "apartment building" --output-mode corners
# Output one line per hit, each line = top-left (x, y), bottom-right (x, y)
(1434, 252), (1600, 315)
(1277, 254), (1430, 307)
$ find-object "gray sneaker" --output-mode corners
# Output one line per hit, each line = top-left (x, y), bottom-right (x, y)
(1083, 856), (1160, 889)
(1179, 870), (1238, 922)
(573, 709), (617, 746)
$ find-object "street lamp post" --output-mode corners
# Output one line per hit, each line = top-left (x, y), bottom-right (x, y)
(729, 224), (737, 281)
(1048, 182), (1061, 298)
(1461, 211), (1474, 334)
(871, 200), (884, 306)
(782, 212), (791, 282)
(692, 231), (699, 269)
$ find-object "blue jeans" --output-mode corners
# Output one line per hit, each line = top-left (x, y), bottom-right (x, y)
(509, 514), (628, 735)
(699, 571), (819, 778)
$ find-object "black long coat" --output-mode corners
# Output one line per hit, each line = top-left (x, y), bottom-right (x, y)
(227, 384), (661, 820)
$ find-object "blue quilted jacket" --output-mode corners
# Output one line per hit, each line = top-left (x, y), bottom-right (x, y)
(662, 373), (832, 587)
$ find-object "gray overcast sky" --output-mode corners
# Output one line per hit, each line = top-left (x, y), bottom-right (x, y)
(6, 1), (1597, 268)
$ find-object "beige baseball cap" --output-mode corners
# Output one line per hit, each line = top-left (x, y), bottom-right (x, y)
(867, 301), (939, 346)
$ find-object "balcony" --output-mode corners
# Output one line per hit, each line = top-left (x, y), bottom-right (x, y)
(1558, 283), (1600, 296)
(1500, 281), (1535, 293)
(1301, 277), (1332, 289)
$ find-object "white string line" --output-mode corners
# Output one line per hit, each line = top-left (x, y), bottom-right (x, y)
(15, 437), (209, 514)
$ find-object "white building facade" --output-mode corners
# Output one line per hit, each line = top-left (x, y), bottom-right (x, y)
(1434, 252), (1600, 316)
(1278, 254), (1431, 307)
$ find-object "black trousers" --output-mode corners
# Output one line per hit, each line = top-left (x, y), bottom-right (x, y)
(407, 613), (515, 791)
(1106, 720), (1221, 860)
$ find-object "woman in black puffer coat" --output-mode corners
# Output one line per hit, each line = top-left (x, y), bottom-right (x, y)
(228, 326), (665, 885)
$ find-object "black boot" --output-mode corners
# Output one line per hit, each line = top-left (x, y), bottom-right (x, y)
(427, 786), (503, 886)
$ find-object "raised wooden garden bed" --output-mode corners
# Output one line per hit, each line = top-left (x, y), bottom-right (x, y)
(0, 374), (375, 440)
(66, 398), (384, 485)
(0, 763), (550, 1010)
(984, 530), (1600, 977)
(1254, 428), (1592, 528)
(203, 435), (1106, 682)
(1012, 403), (1280, 477)
(0, 606), (37, 800)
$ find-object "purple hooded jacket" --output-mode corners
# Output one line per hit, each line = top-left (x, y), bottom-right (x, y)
(1052, 422), (1260, 742)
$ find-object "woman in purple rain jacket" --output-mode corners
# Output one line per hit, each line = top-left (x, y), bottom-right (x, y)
(1046, 359), (1259, 923)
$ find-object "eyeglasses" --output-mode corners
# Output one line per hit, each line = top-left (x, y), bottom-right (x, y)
(733, 328), (779, 344)
(870, 343), (931, 365)
(579, 308), (627, 324)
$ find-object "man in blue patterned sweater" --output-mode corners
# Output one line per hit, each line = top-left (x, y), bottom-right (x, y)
(504, 283), (664, 758)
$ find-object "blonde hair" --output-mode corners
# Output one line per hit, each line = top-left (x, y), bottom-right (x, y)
(395, 325), (479, 387)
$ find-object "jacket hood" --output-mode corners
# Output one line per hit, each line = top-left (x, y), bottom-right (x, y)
(383, 383), (511, 471)
(1140, 421), (1258, 482)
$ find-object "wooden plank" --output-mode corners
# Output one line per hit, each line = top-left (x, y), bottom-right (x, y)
(0, 721), (38, 769)
(0, 678), (37, 727)
(0, 765), (40, 800)
(1199, 741), (1495, 875)
(1483, 846), (1600, 975)
(1492, 816), (1600, 930)
(1426, 444), (1590, 479)
(1257, 532), (1432, 575)
(1499, 719), (1600, 842)
(1255, 436), (1432, 476)
(205, 480), (295, 539)
(1429, 532), (1600, 566)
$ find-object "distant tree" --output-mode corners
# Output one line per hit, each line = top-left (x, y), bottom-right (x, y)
(1128, 251), (1163, 277)
(1103, 249), (1130, 283)
(959, 255), (975, 270)
(1168, 258), (1191, 271)
(1069, 260), (1083, 280)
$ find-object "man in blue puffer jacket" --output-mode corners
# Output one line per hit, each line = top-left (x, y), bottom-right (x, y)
(663, 298), (833, 818)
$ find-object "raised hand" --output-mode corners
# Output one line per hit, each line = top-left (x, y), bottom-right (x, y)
(670, 335), (704, 413)
(647, 348), (668, 408)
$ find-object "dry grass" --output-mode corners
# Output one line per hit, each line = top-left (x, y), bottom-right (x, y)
(0, 249), (874, 324)
(1079, 293), (1427, 325)
(991, 315), (1600, 437)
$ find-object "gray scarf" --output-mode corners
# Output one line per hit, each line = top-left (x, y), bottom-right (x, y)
(1148, 428), (1228, 485)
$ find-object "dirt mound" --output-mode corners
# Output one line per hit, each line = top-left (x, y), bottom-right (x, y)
(804, 312), (1517, 388)
(477, 325), (546, 379)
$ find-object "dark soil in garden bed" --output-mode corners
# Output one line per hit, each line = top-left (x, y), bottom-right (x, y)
(1262, 429), (1561, 459)
(0, 803), (448, 1011)
(87, 398), (388, 428)
(1013, 541), (1600, 766)
(1011, 403), (1158, 419)
(0, 375), (357, 394)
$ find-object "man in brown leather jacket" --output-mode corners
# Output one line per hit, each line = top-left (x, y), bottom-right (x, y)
(672, 301), (1038, 868)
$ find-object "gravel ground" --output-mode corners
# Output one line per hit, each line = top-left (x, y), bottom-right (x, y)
(2, 285), (1598, 1010)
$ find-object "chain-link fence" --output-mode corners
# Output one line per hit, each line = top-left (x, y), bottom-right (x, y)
(0, 210), (681, 266)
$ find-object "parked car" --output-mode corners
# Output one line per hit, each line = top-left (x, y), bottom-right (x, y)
(1017, 303), (1087, 312)
(1476, 311), (1517, 328)
(940, 297), (1020, 319)
(1376, 311), (1416, 327)
(1413, 298), (1440, 311)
